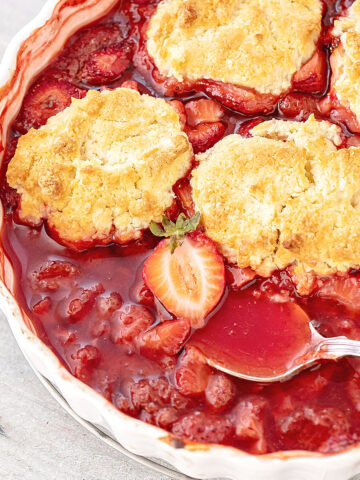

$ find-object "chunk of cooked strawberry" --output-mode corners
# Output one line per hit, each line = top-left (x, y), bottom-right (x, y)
(81, 43), (132, 86)
(199, 81), (278, 114)
(139, 318), (191, 357)
(345, 135), (360, 148)
(185, 122), (225, 153)
(120, 80), (140, 91)
(205, 373), (236, 411)
(173, 179), (195, 218)
(31, 260), (80, 291)
(226, 266), (256, 289)
(163, 199), (180, 222)
(277, 405), (349, 451)
(172, 411), (233, 444)
(111, 304), (154, 343)
(330, 102), (360, 133)
(143, 232), (225, 327)
(67, 284), (104, 322)
(293, 50), (327, 94)
(176, 346), (211, 396)
(136, 282), (155, 308)
(347, 372), (360, 412)
(69, 24), (124, 61)
(167, 100), (187, 129)
(96, 292), (123, 319)
(233, 396), (267, 454)
(14, 78), (86, 133)
(185, 99), (225, 127)
(236, 117), (264, 138)
(278, 93), (319, 120)
(32, 297), (52, 315)
(317, 276), (360, 312)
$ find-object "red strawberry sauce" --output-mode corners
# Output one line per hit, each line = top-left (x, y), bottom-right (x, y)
(1, 0), (360, 455)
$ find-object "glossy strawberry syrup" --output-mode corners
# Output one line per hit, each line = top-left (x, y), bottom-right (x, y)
(2, 0), (360, 455)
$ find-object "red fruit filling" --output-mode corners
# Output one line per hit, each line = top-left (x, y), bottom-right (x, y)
(14, 78), (86, 133)
(4, 0), (360, 457)
(81, 43), (132, 86)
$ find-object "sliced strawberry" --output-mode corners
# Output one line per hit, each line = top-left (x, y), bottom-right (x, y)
(185, 122), (225, 154)
(163, 199), (180, 222)
(167, 100), (187, 129)
(176, 346), (211, 396)
(139, 318), (191, 357)
(136, 282), (155, 308)
(143, 232), (225, 326)
(330, 102), (360, 133)
(199, 81), (278, 114)
(14, 78), (86, 133)
(226, 266), (256, 289)
(120, 80), (140, 91)
(111, 304), (154, 343)
(69, 24), (123, 62)
(293, 50), (327, 94)
(81, 43), (132, 86)
(278, 93), (319, 120)
(317, 276), (360, 312)
(185, 99), (225, 127)
(205, 373), (236, 411)
(236, 117), (264, 138)
(173, 179), (195, 218)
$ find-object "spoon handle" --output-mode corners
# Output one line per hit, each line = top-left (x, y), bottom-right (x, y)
(316, 336), (360, 360)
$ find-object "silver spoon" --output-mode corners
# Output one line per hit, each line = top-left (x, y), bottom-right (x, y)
(192, 323), (360, 383)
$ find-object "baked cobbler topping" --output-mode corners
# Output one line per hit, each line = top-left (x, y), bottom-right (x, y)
(146, 0), (322, 95)
(3, 0), (360, 457)
(7, 88), (192, 248)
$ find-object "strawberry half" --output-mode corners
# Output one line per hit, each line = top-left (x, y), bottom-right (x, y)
(143, 228), (225, 327)
(278, 93), (319, 121)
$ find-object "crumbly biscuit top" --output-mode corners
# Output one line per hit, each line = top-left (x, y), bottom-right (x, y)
(146, 0), (322, 95)
(332, 0), (360, 123)
(191, 116), (360, 280)
(7, 88), (192, 246)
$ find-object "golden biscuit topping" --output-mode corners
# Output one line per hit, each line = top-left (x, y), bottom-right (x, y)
(146, 0), (322, 95)
(332, 0), (360, 124)
(191, 116), (360, 283)
(7, 88), (193, 247)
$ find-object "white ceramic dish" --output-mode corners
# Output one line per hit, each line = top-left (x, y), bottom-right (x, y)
(1, 2), (360, 479)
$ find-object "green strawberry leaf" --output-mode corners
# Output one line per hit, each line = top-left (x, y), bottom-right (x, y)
(150, 212), (201, 253)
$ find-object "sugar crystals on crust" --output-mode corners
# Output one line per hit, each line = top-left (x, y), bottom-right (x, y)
(191, 115), (360, 283)
(7, 88), (193, 248)
(146, 0), (322, 96)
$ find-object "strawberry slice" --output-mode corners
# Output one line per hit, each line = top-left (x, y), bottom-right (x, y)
(14, 78), (86, 133)
(143, 231), (225, 327)
(226, 266), (256, 289)
(120, 80), (140, 91)
(199, 81), (278, 114)
(173, 179), (196, 218)
(185, 99), (225, 127)
(293, 50), (327, 94)
(278, 93), (319, 120)
(236, 117), (264, 138)
(176, 346), (212, 396)
(70, 24), (124, 61)
(81, 43), (132, 86)
(185, 122), (226, 153)
(139, 318), (191, 357)
(345, 135), (360, 148)
(317, 276), (360, 312)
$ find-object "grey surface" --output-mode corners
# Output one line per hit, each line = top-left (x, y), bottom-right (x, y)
(0, 2), (171, 479)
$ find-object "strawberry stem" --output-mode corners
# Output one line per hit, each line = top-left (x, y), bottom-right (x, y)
(150, 212), (201, 253)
